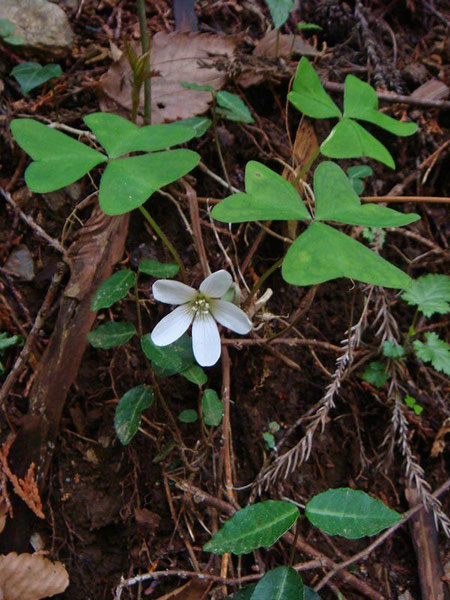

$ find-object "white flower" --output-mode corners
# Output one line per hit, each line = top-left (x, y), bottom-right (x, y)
(151, 270), (252, 367)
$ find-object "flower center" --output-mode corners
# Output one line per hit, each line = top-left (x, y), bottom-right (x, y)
(192, 296), (210, 315)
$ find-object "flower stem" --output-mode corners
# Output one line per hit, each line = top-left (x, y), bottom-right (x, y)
(243, 257), (283, 308)
(212, 96), (232, 193)
(136, 0), (151, 124)
(138, 205), (186, 282)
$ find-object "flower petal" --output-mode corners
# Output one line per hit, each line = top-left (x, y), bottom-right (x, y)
(210, 299), (252, 334)
(151, 305), (194, 346)
(192, 312), (221, 367)
(152, 280), (196, 305)
(199, 270), (232, 298)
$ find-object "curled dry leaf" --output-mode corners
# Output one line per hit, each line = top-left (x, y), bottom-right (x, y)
(0, 552), (69, 600)
(100, 32), (239, 123)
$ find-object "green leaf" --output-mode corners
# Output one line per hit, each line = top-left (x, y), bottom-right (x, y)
(321, 118), (395, 168)
(212, 161), (310, 224)
(305, 488), (402, 538)
(181, 81), (215, 93)
(138, 259), (179, 278)
(314, 162), (419, 227)
(263, 432), (276, 449)
(175, 116), (212, 137)
(141, 333), (195, 377)
(11, 62), (62, 95)
(401, 274), (450, 317)
(10, 119), (107, 193)
(0, 19), (15, 38)
(0, 333), (21, 353)
(350, 177), (364, 195)
(98, 149), (200, 215)
(84, 113), (195, 158)
(361, 361), (389, 387)
(3, 35), (24, 46)
(87, 321), (136, 349)
(250, 567), (304, 600)
(181, 364), (208, 385)
(178, 409), (198, 423)
(216, 91), (254, 124)
(265, 0), (295, 28)
(282, 222), (411, 288)
(404, 395), (423, 415)
(114, 385), (154, 445)
(343, 76), (418, 137)
(227, 584), (257, 600)
(91, 270), (136, 311)
(202, 389), (223, 426)
(288, 58), (341, 119)
(347, 165), (373, 179)
(382, 340), (405, 358)
(297, 22), (323, 32)
(204, 500), (299, 555)
(413, 332), (450, 375)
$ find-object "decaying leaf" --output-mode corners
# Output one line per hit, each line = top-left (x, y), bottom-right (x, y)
(100, 32), (239, 123)
(0, 552), (69, 600)
(431, 417), (450, 457)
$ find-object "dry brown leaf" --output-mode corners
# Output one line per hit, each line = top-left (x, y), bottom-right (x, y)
(431, 417), (450, 457)
(100, 32), (239, 123)
(0, 552), (69, 600)
(0, 504), (6, 535)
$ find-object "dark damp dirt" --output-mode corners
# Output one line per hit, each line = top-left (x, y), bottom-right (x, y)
(0, 1), (449, 599)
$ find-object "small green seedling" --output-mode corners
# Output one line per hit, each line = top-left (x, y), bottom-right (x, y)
(0, 19), (24, 45)
(0, 332), (22, 375)
(264, 0), (295, 28)
(181, 83), (254, 124)
(263, 421), (280, 449)
(404, 395), (423, 416)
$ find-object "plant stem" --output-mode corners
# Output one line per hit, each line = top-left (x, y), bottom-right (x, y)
(293, 148), (320, 186)
(243, 257), (283, 308)
(211, 96), (232, 193)
(275, 29), (281, 58)
(136, 0), (151, 124)
(138, 205), (186, 282)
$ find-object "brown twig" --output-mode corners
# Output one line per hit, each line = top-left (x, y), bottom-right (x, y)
(183, 180), (210, 277)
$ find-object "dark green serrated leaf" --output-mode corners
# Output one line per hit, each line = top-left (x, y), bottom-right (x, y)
(321, 118), (395, 168)
(250, 567), (304, 600)
(343, 76), (417, 136)
(282, 222), (411, 288)
(413, 333), (450, 375)
(84, 112), (195, 158)
(98, 149), (200, 215)
(181, 364), (208, 385)
(91, 270), (136, 310)
(216, 91), (254, 124)
(11, 62), (62, 94)
(202, 389), (223, 426)
(401, 274), (450, 317)
(306, 488), (402, 538)
(138, 259), (179, 278)
(361, 361), (389, 387)
(10, 119), (107, 193)
(204, 500), (299, 555)
(114, 385), (154, 445)
(141, 333), (195, 376)
(288, 58), (341, 119)
(212, 161), (310, 223)
(265, 0), (295, 28)
(382, 340), (405, 358)
(314, 162), (419, 227)
(178, 409), (198, 423)
(87, 321), (136, 349)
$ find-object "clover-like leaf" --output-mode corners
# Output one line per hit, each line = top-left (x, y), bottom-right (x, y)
(413, 332), (450, 375)
(87, 321), (136, 349)
(401, 274), (450, 317)
(91, 270), (137, 311)
(10, 119), (107, 192)
(216, 91), (254, 124)
(175, 116), (212, 137)
(212, 161), (310, 223)
(84, 112), (195, 158)
(204, 500), (299, 555)
(343, 76), (417, 137)
(99, 149), (200, 215)
(305, 488), (402, 538)
(11, 62), (62, 95)
(288, 57), (341, 119)
(314, 162), (419, 227)
(114, 385), (154, 445)
(250, 567), (304, 600)
(282, 222), (411, 288)
(320, 118), (395, 168)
